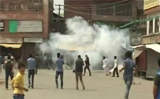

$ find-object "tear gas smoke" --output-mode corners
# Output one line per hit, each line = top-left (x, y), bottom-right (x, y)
(39, 16), (130, 69)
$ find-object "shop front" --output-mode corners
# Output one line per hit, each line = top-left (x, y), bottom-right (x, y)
(133, 33), (160, 78)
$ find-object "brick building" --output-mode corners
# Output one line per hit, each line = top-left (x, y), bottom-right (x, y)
(64, 0), (144, 46)
(0, 0), (53, 63)
(65, 0), (143, 25)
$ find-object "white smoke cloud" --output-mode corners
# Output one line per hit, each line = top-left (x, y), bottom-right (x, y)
(39, 16), (130, 69)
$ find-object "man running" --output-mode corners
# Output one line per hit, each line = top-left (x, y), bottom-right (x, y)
(84, 55), (91, 76)
(55, 53), (64, 89)
(102, 56), (110, 76)
(12, 62), (28, 99)
(27, 54), (37, 89)
(112, 56), (119, 77)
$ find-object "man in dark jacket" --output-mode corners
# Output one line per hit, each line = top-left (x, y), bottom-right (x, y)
(75, 55), (85, 90)
(84, 55), (91, 76)
(4, 56), (14, 90)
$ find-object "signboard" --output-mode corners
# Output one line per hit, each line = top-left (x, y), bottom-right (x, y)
(156, 35), (160, 43)
(0, 21), (4, 31)
(23, 38), (43, 43)
(142, 36), (156, 44)
(144, 0), (159, 10)
(9, 21), (42, 33)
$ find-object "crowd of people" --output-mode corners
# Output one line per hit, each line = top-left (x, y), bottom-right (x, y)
(0, 51), (160, 99)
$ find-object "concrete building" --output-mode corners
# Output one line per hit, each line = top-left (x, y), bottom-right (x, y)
(144, 0), (160, 35)
(133, 0), (160, 78)
(0, 0), (53, 63)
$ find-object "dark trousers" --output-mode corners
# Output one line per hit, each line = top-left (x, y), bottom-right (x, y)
(84, 66), (91, 76)
(13, 94), (24, 99)
(5, 71), (14, 89)
(55, 71), (63, 87)
(28, 70), (35, 88)
(35, 66), (38, 74)
(113, 68), (119, 77)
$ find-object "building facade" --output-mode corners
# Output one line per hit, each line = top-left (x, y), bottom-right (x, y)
(65, 0), (144, 46)
(134, 0), (160, 78)
(0, 0), (53, 63)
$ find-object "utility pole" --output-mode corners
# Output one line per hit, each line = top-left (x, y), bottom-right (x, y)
(55, 4), (63, 32)
(55, 4), (62, 16)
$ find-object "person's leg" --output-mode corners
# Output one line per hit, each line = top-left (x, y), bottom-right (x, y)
(10, 72), (14, 80)
(87, 67), (92, 76)
(125, 79), (133, 99)
(60, 72), (63, 89)
(112, 68), (116, 77)
(31, 70), (35, 88)
(28, 70), (32, 88)
(83, 67), (87, 76)
(75, 73), (79, 90)
(5, 72), (9, 89)
(79, 73), (85, 90)
(115, 68), (119, 77)
(55, 71), (59, 88)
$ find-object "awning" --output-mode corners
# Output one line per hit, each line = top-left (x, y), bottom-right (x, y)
(131, 45), (146, 50)
(0, 44), (22, 48)
(146, 44), (160, 53)
(133, 49), (143, 59)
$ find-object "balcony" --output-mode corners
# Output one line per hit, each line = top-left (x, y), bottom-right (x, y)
(91, 1), (136, 22)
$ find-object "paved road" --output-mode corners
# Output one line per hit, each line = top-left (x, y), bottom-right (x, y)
(0, 70), (153, 99)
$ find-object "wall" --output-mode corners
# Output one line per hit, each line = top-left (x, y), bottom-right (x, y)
(136, 50), (147, 71)
(0, 0), (51, 41)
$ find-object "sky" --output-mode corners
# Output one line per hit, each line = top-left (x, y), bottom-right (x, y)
(54, 0), (64, 17)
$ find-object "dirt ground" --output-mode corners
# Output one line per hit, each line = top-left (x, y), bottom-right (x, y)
(0, 70), (153, 99)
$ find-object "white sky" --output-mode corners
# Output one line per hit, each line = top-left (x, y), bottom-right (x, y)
(54, 0), (64, 17)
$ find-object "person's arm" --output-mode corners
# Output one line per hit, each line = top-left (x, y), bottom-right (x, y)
(14, 76), (28, 92)
(153, 75), (160, 99)
(153, 85), (158, 99)
(119, 61), (125, 72)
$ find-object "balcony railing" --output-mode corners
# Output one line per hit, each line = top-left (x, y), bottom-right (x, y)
(96, 1), (133, 16)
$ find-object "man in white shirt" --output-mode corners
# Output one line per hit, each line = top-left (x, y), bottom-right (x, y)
(102, 56), (110, 76)
(112, 56), (119, 77)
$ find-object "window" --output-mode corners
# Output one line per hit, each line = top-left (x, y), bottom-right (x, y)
(149, 20), (153, 34)
(0, 2), (4, 11)
(97, 6), (114, 15)
(9, 3), (22, 11)
(116, 2), (132, 16)
(155, 18), (159, 33)
(28, 0), (43, 11)
(0, 21), (4, 32)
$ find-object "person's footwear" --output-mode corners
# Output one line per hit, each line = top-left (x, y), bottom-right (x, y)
(117, 76), (119, 77)
(83, 86), (85, 90)
(76, 87), (79, 90)
(61, 86), (63, 89)
(56, 85), (58, 89)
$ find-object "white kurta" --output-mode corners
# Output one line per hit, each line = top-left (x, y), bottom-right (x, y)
(102, 59), (109, 73)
